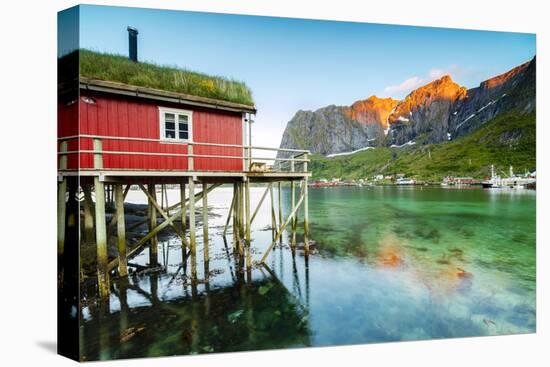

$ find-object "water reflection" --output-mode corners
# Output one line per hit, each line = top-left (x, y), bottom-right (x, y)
(80, 186), (535, 360)
(82, 267), (310, 360)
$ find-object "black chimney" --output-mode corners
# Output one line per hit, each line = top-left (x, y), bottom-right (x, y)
(127, 26), (138, 62)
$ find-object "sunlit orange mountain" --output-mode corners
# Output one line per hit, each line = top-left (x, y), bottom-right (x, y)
(278, 56), (535, 156)
(345, 96), (399, 130)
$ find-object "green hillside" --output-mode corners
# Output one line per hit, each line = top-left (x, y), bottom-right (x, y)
(310, 111), (536, 182)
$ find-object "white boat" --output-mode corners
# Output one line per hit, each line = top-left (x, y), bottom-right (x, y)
(396, 178), (416, 185)
(483, 165), (535, 189)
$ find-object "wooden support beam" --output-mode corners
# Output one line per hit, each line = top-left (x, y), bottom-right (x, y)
(82, 184), (95, 244)
(202, 181), (209, 264)
(180, 183), (186, 233)
(239, 183), (245, 240)
(250, 183), (271, 225)
(106, 185), (130, 232)
(94, 177), (110, 298)
(269, 185), (277, 242)
(303, 178), (310, 254)
(106, 183), (221, 271)
(138, 185), (189, 247)
(148, 184), (158, 266)
(223, 191), (235, 237)
(163, 184), (170, 216)
(115, 184), (128, 277)
(278, 182), (283, 244)
(232, 183), (240, 252)
(245, 178), (252, 270)
(188, 177), (197, 280)
(57, 178), (67, 257)
(290, 180), (297, 248)
(260, 193), (305, 264)
(92, 138), (109, 298)
(57, 140), (68, 258)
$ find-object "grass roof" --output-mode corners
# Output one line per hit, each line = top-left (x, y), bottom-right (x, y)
(78, 49), (254, 106)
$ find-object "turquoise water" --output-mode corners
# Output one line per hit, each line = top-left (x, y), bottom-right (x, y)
(80, 186), (536, 360)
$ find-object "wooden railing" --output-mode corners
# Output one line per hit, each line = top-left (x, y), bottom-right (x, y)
(58, 134), (309, 173)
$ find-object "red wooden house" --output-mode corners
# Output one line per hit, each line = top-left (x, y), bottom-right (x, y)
(59, 77), (257, 176)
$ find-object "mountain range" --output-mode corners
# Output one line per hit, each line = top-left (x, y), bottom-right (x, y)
(277, 57), (536, 162)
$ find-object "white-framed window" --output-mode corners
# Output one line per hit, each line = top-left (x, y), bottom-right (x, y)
(159, 107), (192, 142)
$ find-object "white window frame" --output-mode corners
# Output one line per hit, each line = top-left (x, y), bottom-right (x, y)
(159, 107), (193, 143)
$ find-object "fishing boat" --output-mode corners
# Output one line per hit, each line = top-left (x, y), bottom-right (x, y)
(482, 165), (535, 189)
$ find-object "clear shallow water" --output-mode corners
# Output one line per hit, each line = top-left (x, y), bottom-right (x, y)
(80, 186), (536, 360)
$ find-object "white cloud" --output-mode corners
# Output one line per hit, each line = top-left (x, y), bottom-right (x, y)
(384, 76), (425, 95)
(429, 68), (445, 79)
(429, 64), (465, 79)
(384, 64), (473, 98)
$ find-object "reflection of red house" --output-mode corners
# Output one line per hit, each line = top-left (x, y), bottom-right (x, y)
(58, 79), (255, 173)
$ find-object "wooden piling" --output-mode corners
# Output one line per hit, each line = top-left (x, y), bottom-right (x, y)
(82, 184), (95, 244)
(239, 182), (245, 241)
(278, 182), (283, 244)
(94, 177), (110, 298)
(269, 184), (277, 242)
(202, 181), (209, 264)
(223, 190), (235, 237)
(245, 178), (252, 271)
(114, 184), (128, 277)
(260, 191), (305, 264)
(290, 180), (297, 248)
(303, 178), (310, 254)
(188, 177), (197, 279)
(92, 138), (110, 298)
(232, 183), (239, 249)
(57, 140), (68, 258)
(148, 184), (158, 266)
(57, 178), (67, 258)
(180, 183), (186, 232)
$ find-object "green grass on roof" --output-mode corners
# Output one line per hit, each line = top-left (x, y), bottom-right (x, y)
(79, 49), (254, 106)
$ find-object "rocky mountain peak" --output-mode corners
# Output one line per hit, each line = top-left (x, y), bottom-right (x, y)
(388, 75), (467, 126)
(278, 57), (535, 155)
(481, 60), (532, 90)
(345, 96), (399, 129)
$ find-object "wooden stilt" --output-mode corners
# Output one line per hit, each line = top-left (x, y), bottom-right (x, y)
(269, 184), (277, 242)
(148, 184), (158, 266)
(94, 177), (110, 298)
(160, 184), (165, 211)
(303, 152), (310, 254)
(202, 181), (209, 264)
(115, 184), (128, 277)
(57, 140), (68, 258)
(290, 180), (297, 248)
(139, 185), (189, 247)
(188, 177), (197, 280)
(57, 178), (67, 258)
(260, 192), (305, 264)
(223, 190), (235, 237)
(250, 183), (271, 225)
(278, 182), (283, 244)
(303, 178), (310, 254)
(180, 183), (186, 232)
(82, 184), (95, 244)
(93, 138), (109, 298)
(164, 184), (170, 216)
(106, 185), (130, 232)
(232, 183), (238, 249)
(245, 178), (252, 272)
(107, 183), (221, 272)
(239, 182), (245, 241)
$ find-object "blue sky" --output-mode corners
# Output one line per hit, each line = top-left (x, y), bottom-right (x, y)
(69, 5), (536, 148)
